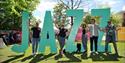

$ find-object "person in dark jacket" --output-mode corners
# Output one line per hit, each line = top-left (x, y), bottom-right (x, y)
(31, 22), (41, 55)
(104, 21), (119, 56)
(56, 24), (68, 55)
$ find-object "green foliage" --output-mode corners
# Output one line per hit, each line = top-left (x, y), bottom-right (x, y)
(53, 0), (82, 26)
(84, 14), (91, 24)
(110, 13), (122, 27)
(53, 3), (67, 26)
(83, 12), (122, 26)
(0, 0), (40, 30)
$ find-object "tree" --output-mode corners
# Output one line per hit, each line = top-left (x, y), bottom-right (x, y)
(84, 14), (91, 24)
(122, 13), (125, 27)
(110, 13), (122, 27)
(53, 3), (68, 27)
(83, 12), (100, 24)
(56, 0), (82, 26)
(0, 0), (40, 30)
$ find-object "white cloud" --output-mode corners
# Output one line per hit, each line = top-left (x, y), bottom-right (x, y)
(98, 0), (117, 8)
(33, 0), (57, 20)
(37, 1), (57, 12)
(122, 5), (125, 11)
(33, 0), (57, 28)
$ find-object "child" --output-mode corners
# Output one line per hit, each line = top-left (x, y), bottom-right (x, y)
(75, 26), (82, 53)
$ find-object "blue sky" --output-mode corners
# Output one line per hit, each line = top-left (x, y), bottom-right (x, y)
(32, 0), (125, 27)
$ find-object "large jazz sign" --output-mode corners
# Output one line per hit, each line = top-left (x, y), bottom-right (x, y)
(11, 8), (110, 53)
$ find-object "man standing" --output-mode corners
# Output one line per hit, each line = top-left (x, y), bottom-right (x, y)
(31, 22), (41, 55)
(89, 19), (101, 54)
(105, 21), (119, 56)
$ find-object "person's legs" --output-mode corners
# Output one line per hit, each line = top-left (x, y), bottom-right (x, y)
(58, 36), (62, 53)
(79, 44), (81, 52)
(82, 35), (87, 52)
(58, 37), (65, 55)
(90, 37), (93, 52)
(94, 36), (98, 52)
(35, 38), (40, 54)
(58, 36), (62, 49)
(113, 42), (119, 55)
(61, 37), (65, 54)
(77, 43), (81, 52)
(105, 42), (109, 53)
(32, 38), (36, 55)
(34, 39), (37, 54)
(76, 43), (79, 52)
(105, 35), (111, 53)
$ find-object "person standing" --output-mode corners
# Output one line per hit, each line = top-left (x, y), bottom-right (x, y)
(104, 21), (119, 56)
(75, 26), (82, 53)
(81, 24), (88, 55)
(56, 24), (68, 55)
(31, 22), (41, 55)
(89, 19), (101, 54)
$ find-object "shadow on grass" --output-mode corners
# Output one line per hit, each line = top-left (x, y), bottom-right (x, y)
(29, 53), (55, 63)
(89, 52), (125, 61)
(81, 52), (88, 59)
(1, 54), (24, 63)
(54, 54), (63, 60)
(1, 52), (125, 63)
(21, 55), (34, 62)
(57, 53), (81, 63)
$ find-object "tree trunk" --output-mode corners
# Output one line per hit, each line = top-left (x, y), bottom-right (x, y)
(71, 16), (73, 26)
(122, 13), (125, 27)
(122, 20), (125, 27)
(71, 0), (74, 26)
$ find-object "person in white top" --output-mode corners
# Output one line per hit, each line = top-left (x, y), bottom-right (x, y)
(89, 19), (102, 54)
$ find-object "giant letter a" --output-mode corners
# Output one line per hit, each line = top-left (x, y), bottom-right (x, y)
(38, 11), (57, 54)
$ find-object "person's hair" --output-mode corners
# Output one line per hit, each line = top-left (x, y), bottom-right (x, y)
(82, 24), (86, 28)
(61, 24), (65, 27)
(108, 21), (111, 23)
(36, 22), (39, 25)
(91, 18), (95, 23)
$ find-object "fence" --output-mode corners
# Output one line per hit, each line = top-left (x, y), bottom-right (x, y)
(118, 27), (125, 41)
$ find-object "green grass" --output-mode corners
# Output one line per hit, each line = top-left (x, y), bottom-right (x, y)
(0, 41), (125, 63)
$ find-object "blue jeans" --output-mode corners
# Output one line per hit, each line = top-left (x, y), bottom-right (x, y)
(32, 38), (40, 54)
(82, 34), (88, 51)
(58, 36), (65, 49)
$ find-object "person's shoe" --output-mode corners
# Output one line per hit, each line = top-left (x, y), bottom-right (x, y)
(83, 51), (87, 56)
(35, 52), (38, 55)
(83, 51), (87, 54)
(104, 51), (109, 56)
(75, 50), (78, 53)
(32, 53), (34, 56)
(115, 53), (119, 57)
(63, 49), (66, 53)
(90, 51), (93, 54)
(32, 53), (36, 56)
(95, 51), (98, 54)
(90, 51), (94, 57)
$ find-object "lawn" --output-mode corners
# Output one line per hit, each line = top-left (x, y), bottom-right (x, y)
(0, 41), (125, 63)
